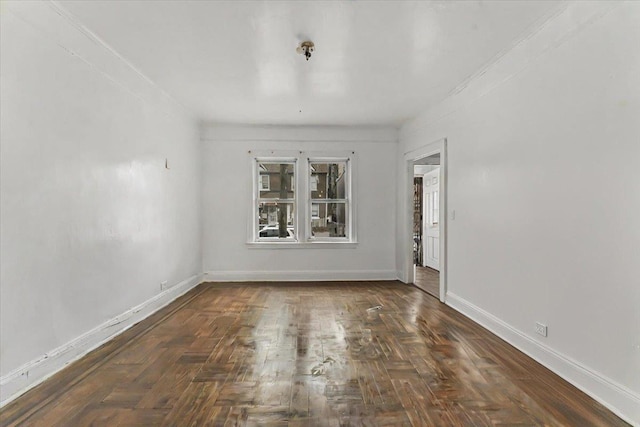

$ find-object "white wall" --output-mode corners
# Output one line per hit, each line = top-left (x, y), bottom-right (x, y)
(397, 2), (639, 423)
(202, 125), (397, 281)
(0, 1), (202, 402)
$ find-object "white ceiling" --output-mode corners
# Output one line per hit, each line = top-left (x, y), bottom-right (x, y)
(58, 0), (563, 126)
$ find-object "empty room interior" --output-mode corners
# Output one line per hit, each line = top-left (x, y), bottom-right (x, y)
(1, 0), (639, 425)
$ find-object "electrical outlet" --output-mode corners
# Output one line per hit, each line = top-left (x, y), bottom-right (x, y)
(160, 280), (168, 290)
(535, 322), (547, 337)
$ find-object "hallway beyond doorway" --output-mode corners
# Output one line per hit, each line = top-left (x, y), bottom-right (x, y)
(415, 265), (439, 299)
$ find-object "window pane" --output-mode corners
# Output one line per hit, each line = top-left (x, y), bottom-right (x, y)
(258, 202), (295, 238)
(259, 174), (270, 191)
(258, 162), (295, 200)
(310, 202), (346, 237)
(310, 162), (346, 200)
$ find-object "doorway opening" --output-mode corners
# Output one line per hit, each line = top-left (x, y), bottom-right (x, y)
(404, 138), (447, 303)
(413, 154), (441, 299)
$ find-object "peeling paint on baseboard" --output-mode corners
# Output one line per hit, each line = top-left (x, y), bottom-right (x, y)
(0, 274), (202, 407)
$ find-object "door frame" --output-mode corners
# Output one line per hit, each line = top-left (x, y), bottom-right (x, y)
(403, 138), (447, 303)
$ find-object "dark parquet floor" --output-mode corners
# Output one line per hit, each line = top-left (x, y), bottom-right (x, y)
(0, 282), (628, 426)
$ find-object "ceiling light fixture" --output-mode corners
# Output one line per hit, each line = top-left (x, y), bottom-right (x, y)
(296, 41), (315, 61)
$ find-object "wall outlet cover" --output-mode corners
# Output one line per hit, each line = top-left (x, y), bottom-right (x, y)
(535, 322), (548, 337)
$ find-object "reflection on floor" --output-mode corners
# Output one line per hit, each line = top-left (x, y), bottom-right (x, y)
(415, 265), (439, 299)
(1, 282), (627, 426)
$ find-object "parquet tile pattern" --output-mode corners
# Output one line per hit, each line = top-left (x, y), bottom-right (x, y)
(0, 282), (628, 426)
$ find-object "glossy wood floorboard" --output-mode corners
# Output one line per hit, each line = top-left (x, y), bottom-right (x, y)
(0, 282), (627, 427)
(414, 267), (439, 300)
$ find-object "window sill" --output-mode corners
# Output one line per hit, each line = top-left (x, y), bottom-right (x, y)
(246, 241), (358, 249)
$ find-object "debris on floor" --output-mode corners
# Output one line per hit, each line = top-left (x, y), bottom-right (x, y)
(311, 356), (337, 377)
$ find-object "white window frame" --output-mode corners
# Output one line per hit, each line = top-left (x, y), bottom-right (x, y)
(252, 157), (298, 243)
(307, 157), (353, 242)
(247, 150), (357, 248)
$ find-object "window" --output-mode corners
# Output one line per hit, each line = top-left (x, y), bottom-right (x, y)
(255, 160), (295, 240)
(309, 160), (349, 239)
(310, 174), (318, 191)
(250, 152), (355, 245)
(259, 174), (270, 191)
(311, 203), (320, 219)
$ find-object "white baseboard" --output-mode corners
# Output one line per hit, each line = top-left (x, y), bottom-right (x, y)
(204, 270), (398, 282)
(446, 292), (640, 426)
(0, 274), (203, 408)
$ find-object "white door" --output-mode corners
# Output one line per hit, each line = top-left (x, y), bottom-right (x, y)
(423, 168), (440, 270)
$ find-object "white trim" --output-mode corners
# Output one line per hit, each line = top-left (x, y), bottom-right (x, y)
(250, 153), (299, 243)
(307, 157), (353, 242)
(246, 241), (357, 249)
(204, 270), (396, 282)
(0, 274), (203, 408)
(446, 292), (640, 426)
(402, 139), (448, 303)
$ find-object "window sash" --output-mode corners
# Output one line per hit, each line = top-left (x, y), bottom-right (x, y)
(310, 198), (347, 203)
(257, 198), (295, 203)
(307, 159), (350, 241)
(254, 159), (297, 241)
